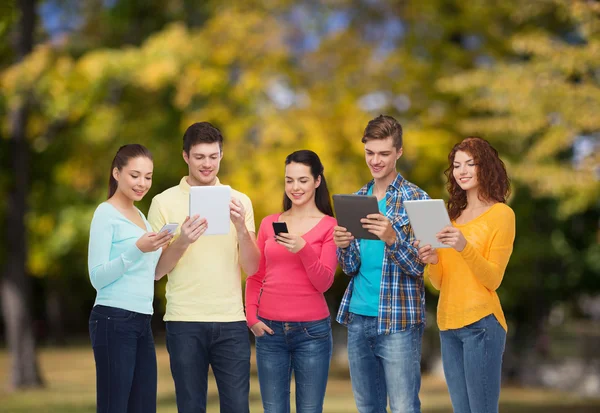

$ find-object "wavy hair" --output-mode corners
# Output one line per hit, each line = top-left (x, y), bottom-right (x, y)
(444, 137), (510, 221)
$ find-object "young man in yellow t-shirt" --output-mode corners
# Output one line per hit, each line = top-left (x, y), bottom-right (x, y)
(148, 122), (259, 413)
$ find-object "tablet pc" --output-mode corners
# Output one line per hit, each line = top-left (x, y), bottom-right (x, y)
(403, 199), (452, 249)
(189, 185), (231, 236)
(332, 194), (380, 241)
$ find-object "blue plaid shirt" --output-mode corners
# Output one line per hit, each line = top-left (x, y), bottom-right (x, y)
(336, 173), (429, 335)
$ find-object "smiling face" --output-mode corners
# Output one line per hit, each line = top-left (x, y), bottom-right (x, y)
(284, 162), (321, 208)
(364, 136), (403, 181)
(453, 150), (479, 192)
(183, 142), (222, 186)
(113, 156), (153, 202)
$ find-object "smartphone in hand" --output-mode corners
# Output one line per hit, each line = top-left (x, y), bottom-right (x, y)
(159, 223), (179, 235)
(272, 221), (289, 236)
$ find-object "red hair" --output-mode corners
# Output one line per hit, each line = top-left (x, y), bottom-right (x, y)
(444, 137), (511, 221)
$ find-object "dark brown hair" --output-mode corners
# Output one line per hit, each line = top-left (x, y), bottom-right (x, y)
(183, 122), (223, 154)
(445, 137), (511, 221)
(108, 144), (153, 198)
(361, 115), (403, 149)
(282, 150), (334, 217)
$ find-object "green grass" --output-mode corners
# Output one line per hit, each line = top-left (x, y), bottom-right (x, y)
(1, 345), (599, 413)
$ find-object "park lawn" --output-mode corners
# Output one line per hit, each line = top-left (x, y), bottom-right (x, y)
(0, 345), (599, 413)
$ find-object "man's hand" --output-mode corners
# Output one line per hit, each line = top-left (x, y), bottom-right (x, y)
(436, 226), (467, 252)
(250, 321), (274, 337)
(178, 215), (207, 246)
(333, 226), (354, 248)
(230, 198), (246, 232)
(275, 232), (306, 253)
(414, 240), (439, 265)
(361, 213), (396, 245)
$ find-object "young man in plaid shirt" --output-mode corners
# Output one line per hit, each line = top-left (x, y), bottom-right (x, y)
(334, 115), (429, 413)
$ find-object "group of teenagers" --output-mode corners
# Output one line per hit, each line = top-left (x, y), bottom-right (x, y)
(87, 115), (516, 413)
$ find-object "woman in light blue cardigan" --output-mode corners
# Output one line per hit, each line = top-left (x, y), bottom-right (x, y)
(88, 144), (172, 413)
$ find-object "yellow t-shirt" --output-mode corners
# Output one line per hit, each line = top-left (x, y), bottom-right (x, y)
(426, 203), (515, 332)
(148, 176), (255, 322)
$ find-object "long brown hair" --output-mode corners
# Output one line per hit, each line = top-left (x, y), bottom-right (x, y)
(444, 137), (510, 221)
(108, 144), (153, 198)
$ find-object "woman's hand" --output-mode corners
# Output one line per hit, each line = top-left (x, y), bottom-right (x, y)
(414, 240), (439, 265)
(275, 232), (306, 253)
(436, 226), (467, 252)
(250, 321), (274, 337)
(136, 231), (173, 253)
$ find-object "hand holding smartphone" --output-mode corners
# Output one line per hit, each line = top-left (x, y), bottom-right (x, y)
(159, 223), (179, 235)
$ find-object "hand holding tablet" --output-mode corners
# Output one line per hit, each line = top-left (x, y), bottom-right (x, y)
(229, 197), (246, 232)
(360, 213), (397, 245)
(332, 194), (381, 241)
(178, 215), (207, 245)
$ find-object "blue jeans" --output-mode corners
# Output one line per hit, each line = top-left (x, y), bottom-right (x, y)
(165, 321), (250, 413)
(440, 314), (506, 413)
(347, 313), (423, 413)
(89, 305), (157, 413)
(256, 316), (333, 413)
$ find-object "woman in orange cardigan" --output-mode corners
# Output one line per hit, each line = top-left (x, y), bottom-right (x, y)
(416, 137), (515, 413)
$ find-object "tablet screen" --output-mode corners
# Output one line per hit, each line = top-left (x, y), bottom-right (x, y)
(189, 185), (231, 236)
(403, 199), (452, 249)
(332, 194), (380, 240)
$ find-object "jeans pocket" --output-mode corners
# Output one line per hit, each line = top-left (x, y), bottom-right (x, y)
(89, 320), (98, 343)
(346, 312), (355, 325)
(303, 319), (331, 340)
(165, 321), (189, 336)
(255, 332), (268, 340)
(89, 319), (107, 347)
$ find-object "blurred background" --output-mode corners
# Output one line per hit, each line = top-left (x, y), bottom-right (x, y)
(0, 0), (599, 412)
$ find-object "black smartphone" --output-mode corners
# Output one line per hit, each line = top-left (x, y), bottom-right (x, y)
(272, 221), (289, 236)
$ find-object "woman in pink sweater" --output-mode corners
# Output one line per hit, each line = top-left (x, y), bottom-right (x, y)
(245, 149), (337, 413)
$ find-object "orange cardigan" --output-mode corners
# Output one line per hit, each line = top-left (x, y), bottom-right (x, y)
(426, 203), (515, 331)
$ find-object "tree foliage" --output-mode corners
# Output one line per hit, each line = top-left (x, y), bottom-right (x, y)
(0, 0), (598, 385)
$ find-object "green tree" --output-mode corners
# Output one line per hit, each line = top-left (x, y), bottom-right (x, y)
(436, 0), (600, 381)
(1, 0), (598, 390)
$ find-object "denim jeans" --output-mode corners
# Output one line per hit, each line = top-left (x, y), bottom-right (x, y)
(440, 314), (506, 413)
(347, 313), (423, 413)
(89, 305), (157, 413)
(165, 321), (250, 413)
(255, 316), (333, 413)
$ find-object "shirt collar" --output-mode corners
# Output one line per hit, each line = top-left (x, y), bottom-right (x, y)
(178, 176), (222, 194)
(365, 172), (404, 194)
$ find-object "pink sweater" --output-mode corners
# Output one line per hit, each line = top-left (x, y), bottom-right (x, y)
(245, 213), (338, 327)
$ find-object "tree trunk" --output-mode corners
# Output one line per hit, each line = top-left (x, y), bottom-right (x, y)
(0, 0), (44, 390)
(45, 277), (66, 346)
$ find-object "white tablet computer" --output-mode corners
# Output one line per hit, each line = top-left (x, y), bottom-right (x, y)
(404, 199), (452, 249)
(189, 185), (231, 236)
